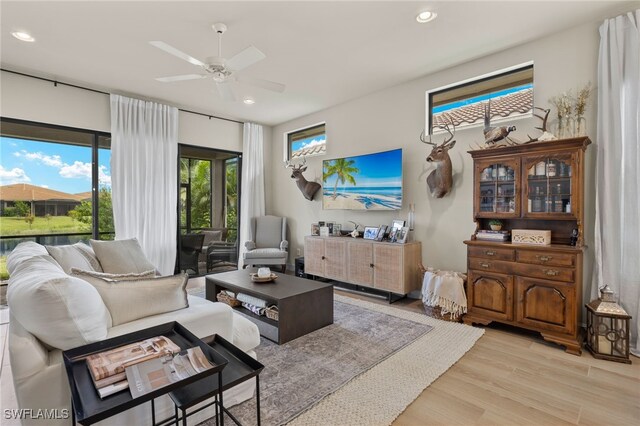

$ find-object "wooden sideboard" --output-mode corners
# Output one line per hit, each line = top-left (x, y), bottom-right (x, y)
(304, 236), (422, 296)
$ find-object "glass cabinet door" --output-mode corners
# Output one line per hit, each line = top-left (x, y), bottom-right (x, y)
(475, 159), (519, 217)
(523, 154), (575, 218)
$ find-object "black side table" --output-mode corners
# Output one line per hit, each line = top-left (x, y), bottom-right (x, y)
(62, 322), (227, 426)
(161, 334), (264, 426)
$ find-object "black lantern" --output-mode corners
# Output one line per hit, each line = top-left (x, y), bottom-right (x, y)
(585, 285), (632, 364)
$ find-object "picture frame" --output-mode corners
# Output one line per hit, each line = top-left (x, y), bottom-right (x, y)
(332, 223), (342, 236)
(376, 225), (387, 241)
(363, 226), (379, 240)
(318, 221), (326, 227)
(395, 226), (410, 244)
(319, 226), (330, 237)
(327, 222), (334, 235)
(391, 219), (405, 231)
(388, 228), (397, 243)
(311, 224), (320, 236)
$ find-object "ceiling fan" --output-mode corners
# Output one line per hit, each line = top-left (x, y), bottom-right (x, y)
(150, 23), (285, 102)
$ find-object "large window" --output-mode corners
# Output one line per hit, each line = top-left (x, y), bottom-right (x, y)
(0, 118), (112, 279)
(426, 63), (533, 133)
(285, 122), (326, 161)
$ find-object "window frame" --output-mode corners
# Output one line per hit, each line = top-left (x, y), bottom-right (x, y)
(0, 117), (112, 240)
(425, 62), (534, 134)
(283, 122), (326, 162)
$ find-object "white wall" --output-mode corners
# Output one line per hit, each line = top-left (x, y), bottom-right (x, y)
(0, 71), (243, 150)
(269, 21), (600, 297)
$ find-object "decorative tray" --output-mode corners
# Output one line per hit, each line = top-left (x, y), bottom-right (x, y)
(250, 273), (278, 283)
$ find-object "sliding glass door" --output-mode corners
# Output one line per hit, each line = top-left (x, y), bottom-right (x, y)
(177, 145), (240, 276)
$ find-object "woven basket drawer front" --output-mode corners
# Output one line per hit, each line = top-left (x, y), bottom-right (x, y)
(516, 250), (576, 267)
(468, 246), (515, 261)
(468, 257), (513, 275)
(512, 263), (574, 283)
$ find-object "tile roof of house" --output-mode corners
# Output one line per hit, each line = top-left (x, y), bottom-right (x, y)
(0, 184), (85, 202)
(291, 142), (327, 159)
(74, 192), (92, 201)
(433, 88), (533, 129)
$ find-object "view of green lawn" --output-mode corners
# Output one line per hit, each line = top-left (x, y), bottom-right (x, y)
(0, 256), (8, 280)
(0, 216), (88, 236)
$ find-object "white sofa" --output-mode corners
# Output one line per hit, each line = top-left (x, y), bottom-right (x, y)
(6, 241), (260, 426)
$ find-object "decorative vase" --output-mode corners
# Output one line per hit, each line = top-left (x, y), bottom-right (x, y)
(490, 224), (502, 231)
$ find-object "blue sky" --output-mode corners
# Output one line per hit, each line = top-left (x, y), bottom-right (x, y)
(323, 149), (402, 188)
(0, 136), (111, 194)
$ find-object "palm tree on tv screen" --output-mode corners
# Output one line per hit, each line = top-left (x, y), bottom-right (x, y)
(323, 158), (359, 199)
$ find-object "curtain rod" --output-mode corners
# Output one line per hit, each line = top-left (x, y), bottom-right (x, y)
(1, 68), (244, 125)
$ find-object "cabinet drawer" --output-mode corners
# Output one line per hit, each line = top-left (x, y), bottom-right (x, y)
(468, 246), (515, 261)
(468, 258), (513, 275)
(516, 250), (576, 267)
(512, 263), (574, 283)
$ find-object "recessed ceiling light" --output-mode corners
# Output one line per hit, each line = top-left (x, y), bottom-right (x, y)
(243, 98), (255, 105)
(11, 31), (35, 42)
(416, 11), (437, 24)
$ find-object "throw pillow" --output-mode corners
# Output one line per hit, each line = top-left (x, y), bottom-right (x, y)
(90, 238), (156, 274)
(202, 230), (223, 246)
(70, 268), (156, 281)
(45, 242), (103, 274)
(7, 249), (110, 350)
(71, 272), (189, 326)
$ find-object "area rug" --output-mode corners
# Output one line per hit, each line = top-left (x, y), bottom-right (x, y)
(198, 293), (484, 426)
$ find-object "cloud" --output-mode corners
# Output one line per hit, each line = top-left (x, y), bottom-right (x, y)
(14, 150), (63, 167)
(300, 138), (326, 149)
(0, 165), (31, 184)
(13, 149), (112, 187)
(40, 185), (49, 188)
(59, 161), (92, 179)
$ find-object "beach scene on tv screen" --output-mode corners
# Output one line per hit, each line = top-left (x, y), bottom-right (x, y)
(322, 149), (402, 210)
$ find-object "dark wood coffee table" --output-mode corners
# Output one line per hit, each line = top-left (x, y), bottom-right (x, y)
(206, 270), (333, 344)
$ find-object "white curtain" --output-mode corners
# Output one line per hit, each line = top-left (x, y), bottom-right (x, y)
(110, 94), (178, 276)
(593, 10), (640, 355)
(239, 123), (266, 268)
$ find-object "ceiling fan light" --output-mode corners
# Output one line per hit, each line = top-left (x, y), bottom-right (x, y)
(243, 98), (255, 105)
(212, 71), (226, 82)
(416, 11), (437, 23)
(11, 31), (35, 42)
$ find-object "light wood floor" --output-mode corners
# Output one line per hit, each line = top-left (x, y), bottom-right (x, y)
(335, 289), (640, 426)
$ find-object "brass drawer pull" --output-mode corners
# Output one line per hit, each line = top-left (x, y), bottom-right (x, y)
(480, 262), (491, 268)
(485, 251), (496, 256)
(544, 269), (559, 277)
(537, 255), (553, 262)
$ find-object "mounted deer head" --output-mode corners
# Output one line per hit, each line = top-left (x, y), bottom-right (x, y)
(420, 117), (457, 198)
(286, 157), (322, 201)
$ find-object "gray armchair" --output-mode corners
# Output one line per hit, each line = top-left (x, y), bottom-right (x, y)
(243, 216), (288, 272)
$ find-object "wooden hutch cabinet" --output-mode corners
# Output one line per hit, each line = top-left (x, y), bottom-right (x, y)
(464, 137), (590, 355)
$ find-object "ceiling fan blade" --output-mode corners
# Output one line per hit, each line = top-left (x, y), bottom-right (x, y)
(226, 45), (266, 71)
(149, 41), (205, 67)
(216, 81), (236, 102)
(237, 76), (286, 93)
(155, 74), (208, 83)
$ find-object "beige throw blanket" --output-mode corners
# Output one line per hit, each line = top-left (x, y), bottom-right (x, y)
(421, 268), (467, 319)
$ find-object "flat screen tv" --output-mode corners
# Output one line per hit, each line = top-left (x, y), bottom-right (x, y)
(322, 148), (402, 210)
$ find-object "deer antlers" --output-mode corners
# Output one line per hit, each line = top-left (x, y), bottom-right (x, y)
(285, 156), (307, 169)
(525, 107), (551, 143)
(420, 115), (456, 147)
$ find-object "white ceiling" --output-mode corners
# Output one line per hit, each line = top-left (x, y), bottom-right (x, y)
(0, 1), (634, 126)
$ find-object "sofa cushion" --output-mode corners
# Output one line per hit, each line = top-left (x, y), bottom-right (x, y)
(7, 244), (110, 350)
(70, 268), (156, 281)
(232, 313), (261, 352)
(107, 295), (236, 343)
(71, 272), (189, 326)
(45, 242), (103, 274)
(90, 238), (156, 274)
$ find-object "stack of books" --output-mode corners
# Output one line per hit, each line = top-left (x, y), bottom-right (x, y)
(476, 230), (511, 242)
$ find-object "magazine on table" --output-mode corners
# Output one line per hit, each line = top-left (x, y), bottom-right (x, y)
(125, 346), (214, 399)
(85, 335), (181, 398)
